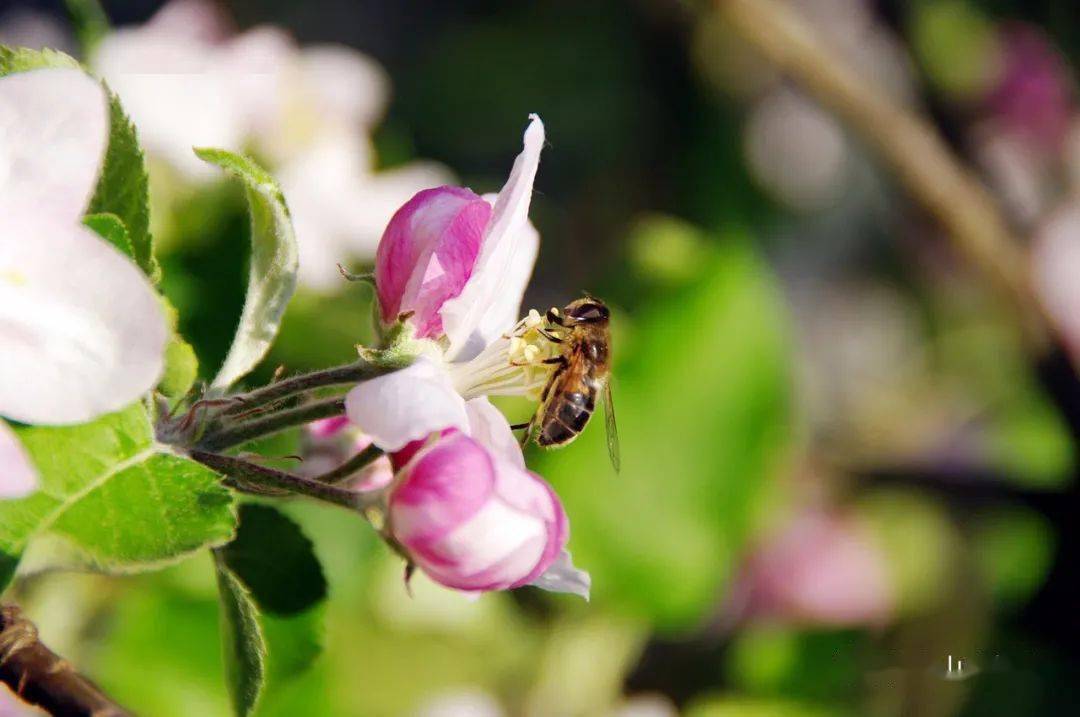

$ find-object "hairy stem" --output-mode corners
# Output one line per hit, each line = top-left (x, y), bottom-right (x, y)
(714, 0), (1049, 348)
(0, 604), (132, 717)
(189, 451), (378, 511)
(197, 397), (346, 452)
(219, 359), (402, 418)
(313, 444), (386, 484)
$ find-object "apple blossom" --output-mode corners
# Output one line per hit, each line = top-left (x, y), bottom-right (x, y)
(385, 398), (589, 598)
(346, 115), (550, 451)
(0, 68), (168, 424)
(0, 68), (169, 496)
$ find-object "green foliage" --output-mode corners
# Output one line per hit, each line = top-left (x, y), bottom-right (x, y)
(0, 45), (80, 74)
(215, 554), (268, 717)
(972, 507), (1055, 609)
(218, 505), (327, 616)
(534, 234), (792, 630)
(0, 405), (236, 590)
(89, 88), (159, 280)
(194, 148), (299, 393)
(214, 505), (328, 716)
(84, 212), (134, 256)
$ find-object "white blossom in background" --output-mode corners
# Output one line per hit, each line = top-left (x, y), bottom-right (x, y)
(91, 0), (452, 291)
(1, 68), (169, 497)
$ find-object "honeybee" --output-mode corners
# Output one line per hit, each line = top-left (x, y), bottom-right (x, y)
(523, 297), (620, 472)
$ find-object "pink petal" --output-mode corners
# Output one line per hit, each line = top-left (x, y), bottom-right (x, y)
(0, 419), (37, 499)
(307, 416), (351, 440)
(374, 186), (490, 337)
(440, 115), (544, 360)
(388, 430), (570, 593)
(344, 357), (469, 451)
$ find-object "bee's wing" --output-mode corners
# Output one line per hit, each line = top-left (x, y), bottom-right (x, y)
(602, 380), (620, 473)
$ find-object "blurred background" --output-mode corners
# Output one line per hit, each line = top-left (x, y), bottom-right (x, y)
(3, 0), (1080, 715)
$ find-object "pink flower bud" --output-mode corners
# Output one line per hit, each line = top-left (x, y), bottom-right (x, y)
(374, 186), (492, 338)
(387, 430), (567, 592)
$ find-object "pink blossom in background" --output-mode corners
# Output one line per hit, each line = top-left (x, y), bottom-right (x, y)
(987, 24), (1074, 152)
(738, 511), (894, 627)
(301, 418), (393, 492)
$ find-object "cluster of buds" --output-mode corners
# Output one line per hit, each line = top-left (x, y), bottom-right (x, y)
(320, 115), (590, 598)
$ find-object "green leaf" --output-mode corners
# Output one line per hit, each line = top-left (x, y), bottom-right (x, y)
(0, 404), (236, 589)
(0, 45), (159, 281)
(89, 87), (159, 280)
(216, 554), (268, 717)
(0, 45), (80, 74)
(533, 232), (792, 630)
(195, 148), (299, 394)
(214, 505), (327, 715)
(218, 505), (327, 616)
(84, 212), (134, 256)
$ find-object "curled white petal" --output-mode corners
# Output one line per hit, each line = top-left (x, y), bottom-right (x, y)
(0, 68), (109, 222)
(0, 419), (37, 499)
(530, 550), (591, 600)
(441, 115), (544, 361)
(345, 357), (469, 451)
(464, 397), (526, 470)
(0, 221), (168, 425)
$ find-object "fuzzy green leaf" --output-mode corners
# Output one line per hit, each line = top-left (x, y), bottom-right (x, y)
(215, 554), (268, 717)
(195, 148), (299, 394)
(0, 405), (236, 589)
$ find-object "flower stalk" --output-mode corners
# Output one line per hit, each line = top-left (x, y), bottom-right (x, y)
(188, 450), (379, 511)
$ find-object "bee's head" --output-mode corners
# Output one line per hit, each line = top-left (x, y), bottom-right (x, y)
(564, 298), (610, 324)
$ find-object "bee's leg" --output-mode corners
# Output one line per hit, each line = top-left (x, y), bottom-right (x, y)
(546, 308), (568, 327)
(539, 329), (564, 343)
(543, 356), (568, 365)
(518, 416), (537, 448)
(509, 422), (530, 430)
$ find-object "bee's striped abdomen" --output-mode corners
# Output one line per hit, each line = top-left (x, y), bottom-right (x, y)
(538, 388), (596, 447)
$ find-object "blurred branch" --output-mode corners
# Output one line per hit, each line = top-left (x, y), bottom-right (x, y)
(196, 396), (346, 452)
(0, 604), (131, 716)
(714, 0), (1049, 349)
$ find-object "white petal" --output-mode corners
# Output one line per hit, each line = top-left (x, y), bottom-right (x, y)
(0, 68), (108, 222)
(93, 30), (248, 180)
(0, 419), (37, 499)
(440, 115), (544, 360)
(299, 45), (389, 130)
(0, 220), (168, 425)
(530, 550), (591, 600)
(345, 357), (469, 451)
(464, 397), (526, 469)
